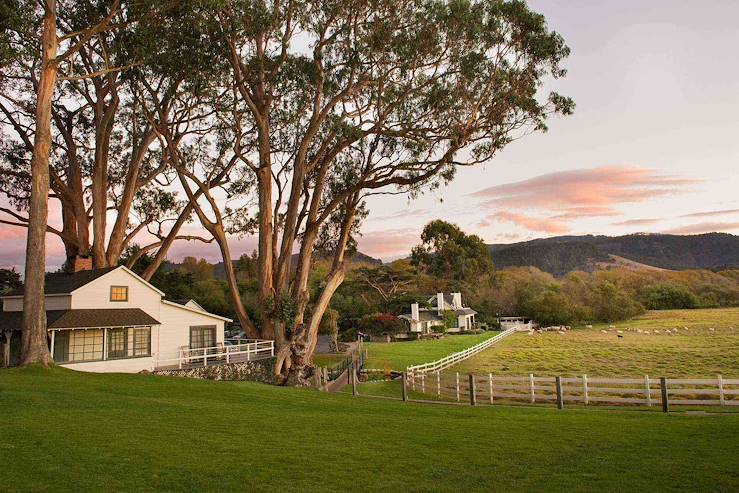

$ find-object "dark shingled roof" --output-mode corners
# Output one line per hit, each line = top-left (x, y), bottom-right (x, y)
(0, 308), (160, 331)
(5, 267), (119, 296)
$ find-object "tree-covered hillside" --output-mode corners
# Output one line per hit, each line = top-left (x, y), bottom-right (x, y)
(489, 233), (739, 274)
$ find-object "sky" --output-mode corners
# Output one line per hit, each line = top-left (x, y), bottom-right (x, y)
(1, 0), (738, 270)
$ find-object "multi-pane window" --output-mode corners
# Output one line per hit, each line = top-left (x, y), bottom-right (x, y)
(110, 286), (129, 302)
(67, 329), (104, 362)
(132, 328), (151, 356)
(190, 326), (216, 350)
(108, 328), (128, 359)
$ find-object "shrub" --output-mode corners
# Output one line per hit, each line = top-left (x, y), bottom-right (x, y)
(356, 313), (406, 336)
(645, 284), (699, 310)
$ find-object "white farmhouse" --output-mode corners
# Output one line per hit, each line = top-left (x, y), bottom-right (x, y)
(398, 292), (477, 334)
(0, 258), (234, 372)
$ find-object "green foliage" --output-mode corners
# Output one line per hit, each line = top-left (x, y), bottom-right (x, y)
(0, 267), (21, 294)
(411, 220), (494, 283)
(265, 294), (298, 326)
(645, 284), (699, 310)
(356, 313), (406, 337)
(441, 310), (458, 330)
(518, 285), (584, 326)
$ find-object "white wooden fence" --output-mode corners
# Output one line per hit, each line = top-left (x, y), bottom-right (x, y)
(155, 339), (274, 369)
(406, 327), (519, 377)
(407, 372), (739, 409)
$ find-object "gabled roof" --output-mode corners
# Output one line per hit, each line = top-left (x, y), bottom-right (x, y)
(3, 265), (165, 298)
(0, 308), (160, 331)
(5, 266), (118, 297)
(427, 293), (456, 307)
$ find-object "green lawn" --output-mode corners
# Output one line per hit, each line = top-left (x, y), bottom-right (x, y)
(312, 353), (347, 368)
(451, 308), (739, 377)
(1, 367), (738, 492)
(364, 332), (493, 371)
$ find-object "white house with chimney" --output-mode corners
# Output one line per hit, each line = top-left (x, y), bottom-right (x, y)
(398, 292), (477, 334)
(0, 257), (272, 372)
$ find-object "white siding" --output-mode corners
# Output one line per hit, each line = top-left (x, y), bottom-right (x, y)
(157, 302), (225, 364)
(62, 356), (157, 373)
(2, 295), (71, 312)
(70, 268), (162, 322)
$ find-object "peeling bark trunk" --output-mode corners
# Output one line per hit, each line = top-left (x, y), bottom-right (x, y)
(21, 0), (57, 366)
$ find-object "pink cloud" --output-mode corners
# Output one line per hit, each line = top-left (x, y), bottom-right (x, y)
(680, 209), (739, 219)
(662, 221), (739, 235)
(611, 218), (662, 227)
(471, 166), (698, 213)
(357, 229), (420, 259)
(488, 212), (570, 234)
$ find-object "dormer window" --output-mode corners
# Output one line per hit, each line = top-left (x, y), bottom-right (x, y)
(110, 286), (129, 302)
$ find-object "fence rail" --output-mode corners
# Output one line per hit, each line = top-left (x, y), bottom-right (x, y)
(406, 327), (520, 377)
(406, 372), (739, 409)
(155, 339), (274, 369)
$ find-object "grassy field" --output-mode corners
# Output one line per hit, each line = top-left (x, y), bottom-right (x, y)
(1, 367), (738, 492)
(364, 332), (493, 371)
(451, 308), (739, 377)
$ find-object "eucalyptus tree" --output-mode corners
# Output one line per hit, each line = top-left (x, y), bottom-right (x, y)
(158, 0), (573, 383)
(0, 1), (213, 278)
(0, 0), (124, 364)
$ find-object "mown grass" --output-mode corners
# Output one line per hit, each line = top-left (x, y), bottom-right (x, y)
(451, 308), (739, 377)
(312, 353), (347, 368)
(363, 332), (493, 371)
(1, 366), (738, 492)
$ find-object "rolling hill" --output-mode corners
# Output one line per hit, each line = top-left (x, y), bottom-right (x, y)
(488, 233), (739, 276)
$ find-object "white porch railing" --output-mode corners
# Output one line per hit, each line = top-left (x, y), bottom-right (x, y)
(407, 327), (518, 377)
(155, 339), (274, 370)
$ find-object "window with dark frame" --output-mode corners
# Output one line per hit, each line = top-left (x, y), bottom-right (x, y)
(110, 285), (129, 302)
(132, 328), (151, 356)
(108, 328), (128, 359)
(190, 326), (216, 350)
(52, 330), (70, 363)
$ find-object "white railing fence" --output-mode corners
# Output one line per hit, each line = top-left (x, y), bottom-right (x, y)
(154, 339), (274, 369)
(406, 372), (739, 409)
(406, 327), (519, 378)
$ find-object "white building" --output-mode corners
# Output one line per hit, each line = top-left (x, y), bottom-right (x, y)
(0, 260), (233, 372)
(398, 292), (477, 334)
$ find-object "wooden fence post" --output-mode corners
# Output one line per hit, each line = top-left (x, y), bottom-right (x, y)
(402, 372), (408, 402)
(456, 372), (460, 402)
(469, 374), (477, 406)
(660, 377), (669, 413)
(555, 376), (564, 409)
(421, 373), (425, 394)
(644, 375), (651, 406)
(351, 367), (358, 396)
(582, 374), (589, 405)
(488, 373), (494, 404)
(412, 372), (416, 391)
(529, 373), (535, 403)
(718, 374), (724, 406)
(437, 372), (441, 398)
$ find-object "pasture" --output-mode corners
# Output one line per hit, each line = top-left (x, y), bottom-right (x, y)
(451, 308), (739, 377)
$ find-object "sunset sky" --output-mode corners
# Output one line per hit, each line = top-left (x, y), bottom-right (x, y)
(1, 0), (738, 270)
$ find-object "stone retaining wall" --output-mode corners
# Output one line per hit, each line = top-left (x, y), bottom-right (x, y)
(153, 358), (278, 384)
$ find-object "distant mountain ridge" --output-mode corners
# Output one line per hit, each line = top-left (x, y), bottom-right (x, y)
(488, 233), (739, 276)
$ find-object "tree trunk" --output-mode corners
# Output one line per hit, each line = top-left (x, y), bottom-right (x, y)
(21, 0), (57, 366)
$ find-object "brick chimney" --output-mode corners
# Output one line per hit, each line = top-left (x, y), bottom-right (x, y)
(411, 303), (420, 321)
(437, 292), (444, 314)
(69, 255), (92, 273)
